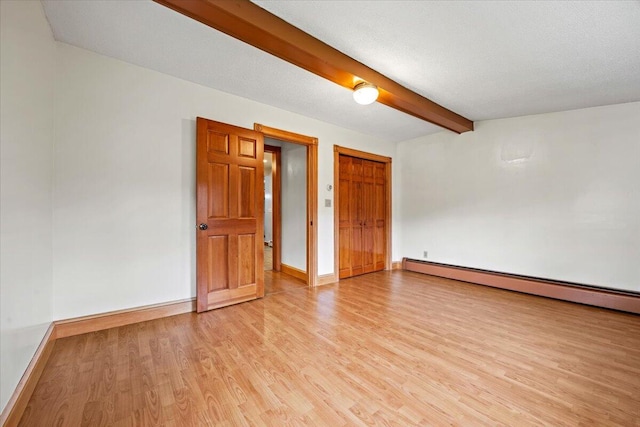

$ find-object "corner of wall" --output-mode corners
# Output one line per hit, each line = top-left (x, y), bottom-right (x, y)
(0, 0), (56, 413)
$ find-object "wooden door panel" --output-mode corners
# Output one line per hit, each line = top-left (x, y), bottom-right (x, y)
(375, 184), (385, 219)
(350, 226), (363, 276)
(238, 234), (256, 286)
(338, 227), (351, 278)
(349, 160), (364, 277)
(373, 163), (386, 272)
(374, 226), (385, 270)
(208, 163), (229, 218)
(207, 284), (257, 307)
(363, 160), (374, 181)
(338, 179), (350, 224)
(362, 161), (375, 273)
(197, 117), (264, 312)
(352, 157), (363, 176)
(350, 181), (363, 224)
(350, 159), (364, 225)
(238, 137), (257, 158)
(207, 235), (229, 292)
(363, 185), (374, 223)
(363, 226), (375, 273)
(338, 155), (353, 278)
(206, 130), (230, 154)
(337, 153), (388, 279)
(238, 166), (256, 218)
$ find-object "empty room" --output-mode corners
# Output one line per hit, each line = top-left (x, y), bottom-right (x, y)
(1, 1), (639, 426)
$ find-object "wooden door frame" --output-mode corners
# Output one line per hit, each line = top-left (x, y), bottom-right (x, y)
(255, 124), (318, 287)
(334, 145), (392, 280)
(264, 145), (281, 272)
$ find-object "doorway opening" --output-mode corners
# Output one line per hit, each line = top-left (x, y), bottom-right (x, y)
(263, 145), (281, 273)
(256, 123), (318, 294)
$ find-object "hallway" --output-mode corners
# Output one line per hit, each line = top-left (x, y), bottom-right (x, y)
(264, 246), (307, 295)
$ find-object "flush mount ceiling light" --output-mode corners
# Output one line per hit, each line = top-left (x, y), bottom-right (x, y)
(353, 82), (379, 105)
(154, 0), (473, 133)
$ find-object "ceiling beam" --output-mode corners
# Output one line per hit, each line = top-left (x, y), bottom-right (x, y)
(153, 0), (474, 134)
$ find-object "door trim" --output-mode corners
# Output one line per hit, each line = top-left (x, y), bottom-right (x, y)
(334, 145), (392, 280)
(264, 145), (282, 271)
(255, 124), (318, 287)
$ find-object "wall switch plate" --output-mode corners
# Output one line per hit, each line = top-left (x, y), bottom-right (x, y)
(423, 251), (428, 258)
(325, 199), (332, 207)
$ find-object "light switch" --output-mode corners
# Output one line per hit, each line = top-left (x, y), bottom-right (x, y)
(325, 199), (332, 207)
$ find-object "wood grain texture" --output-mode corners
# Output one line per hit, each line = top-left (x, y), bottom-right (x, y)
(55, 299), (197, 339)
(280, 263), (307, 283)
(333, 145), (392, 164)
(255, 124), (317, 146)
(153, 0), (473, 133)
(317, 273), (338, 286)
(0, 325), (56, 427)
(335, 147), (391, 280)
(197, 118), (264, 312)
(264, 270), (307, 296)
(20, 271), (640, 426)
(264, 145), (282, 272)
(255, 123), (318, 287)
(404, 258), (640, 314)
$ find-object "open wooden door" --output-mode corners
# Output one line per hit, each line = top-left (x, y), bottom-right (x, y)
(196, 117), (264, 312)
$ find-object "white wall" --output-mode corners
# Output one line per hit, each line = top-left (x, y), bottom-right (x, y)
(52, 42), (400, 320)
(281, 143), (307, 270)
(399, 102), (640, 292)
(0, 1), (55, 412)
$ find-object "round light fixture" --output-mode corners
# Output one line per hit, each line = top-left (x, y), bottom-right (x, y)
(352, 82), (379, 105)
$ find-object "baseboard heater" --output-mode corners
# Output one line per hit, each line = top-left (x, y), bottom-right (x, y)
(402, 258), (640, 314)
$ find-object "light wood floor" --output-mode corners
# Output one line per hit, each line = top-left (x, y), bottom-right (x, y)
(264, 246), (272, 271)
(263, 245), (307, 295)
(264, 270), (307, 296)
(20, 271), (640, 426)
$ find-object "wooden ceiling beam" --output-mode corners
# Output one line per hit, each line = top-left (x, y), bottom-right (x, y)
(153, 0), (474, 134)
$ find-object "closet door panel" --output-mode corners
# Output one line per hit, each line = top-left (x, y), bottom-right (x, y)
(337, 153), (388, 279)
(374, 162), (386, 271)
(349, 158), (364, 276)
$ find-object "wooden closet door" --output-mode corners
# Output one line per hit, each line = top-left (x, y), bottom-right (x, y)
(338, 154), (386, 279)
(373, 161), (386, 271)
(350, 158), (365, 276)
(362, 160), (376, 273)
(338, 156), (352, 279)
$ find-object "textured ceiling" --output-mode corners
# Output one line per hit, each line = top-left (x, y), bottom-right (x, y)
(256, 0), (640, 121)
(42, 1), (640, 143)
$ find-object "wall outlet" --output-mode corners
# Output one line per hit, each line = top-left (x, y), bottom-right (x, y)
(423, 251), (428, 259)
(325, 199), (332, 207)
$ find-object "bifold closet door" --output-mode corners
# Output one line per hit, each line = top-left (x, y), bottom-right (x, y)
(338, 154), (386, 279)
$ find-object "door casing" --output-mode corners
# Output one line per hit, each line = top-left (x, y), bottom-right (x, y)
(255, 124), (318, 287)
(264, 144), (281, 272)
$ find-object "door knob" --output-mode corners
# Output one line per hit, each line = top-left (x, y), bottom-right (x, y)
(198, 223), (208, 231)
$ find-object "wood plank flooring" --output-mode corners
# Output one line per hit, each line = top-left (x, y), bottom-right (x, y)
(264, 270), (307, 296)
(264, 247), (272, 272)
(19, 271), (640, 426)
